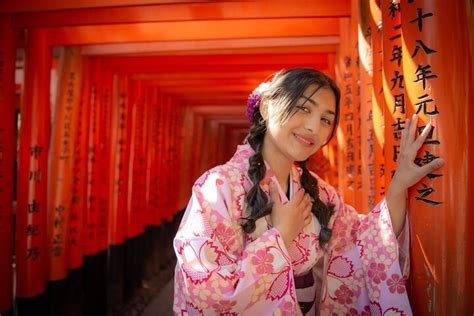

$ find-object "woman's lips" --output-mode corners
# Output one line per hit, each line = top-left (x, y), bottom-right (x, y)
(293, 133), (315, 147)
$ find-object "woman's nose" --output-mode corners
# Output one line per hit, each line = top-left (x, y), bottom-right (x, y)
(306, 114), (321, 134)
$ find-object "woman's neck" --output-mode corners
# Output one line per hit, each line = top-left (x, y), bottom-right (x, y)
(261, 140), (293, 191)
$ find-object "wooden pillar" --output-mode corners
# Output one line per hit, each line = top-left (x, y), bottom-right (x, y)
(180, 105), (194, 207)
(382, 0), (406, 195)
(336, 17), (356, 206)
(0, 14), (16, 315)
(15, 28), (51, 309)
(47, 46), (82, 282)
(68, 57), (92, 271)
(109, 73), (130, 247)
(358, 0), (375, 212)
(149, 89), (161, 226)
(98, 64), (111, 254)
(127, 79), (145, 239)
(351, 0), (363, 212)
(369, 0), (386, 203)
(400, 0), (474, 313)
(83, 58), (101, 257)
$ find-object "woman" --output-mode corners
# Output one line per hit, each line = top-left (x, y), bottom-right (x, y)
(173, 68), (444, 315)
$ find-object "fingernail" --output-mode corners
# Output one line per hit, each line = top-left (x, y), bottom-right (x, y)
(438, 158), (445, 166)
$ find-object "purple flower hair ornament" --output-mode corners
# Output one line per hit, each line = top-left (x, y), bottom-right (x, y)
(246, 82), (270, 122)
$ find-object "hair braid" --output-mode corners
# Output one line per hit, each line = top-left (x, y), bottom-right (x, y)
(297, 160), (335, 246)
(240, 119), (273, 233)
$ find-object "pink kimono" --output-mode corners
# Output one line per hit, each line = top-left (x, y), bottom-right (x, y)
(173, 144), (412, 315)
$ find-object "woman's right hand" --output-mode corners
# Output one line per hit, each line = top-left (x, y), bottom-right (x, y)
(269, 184), (313, 247)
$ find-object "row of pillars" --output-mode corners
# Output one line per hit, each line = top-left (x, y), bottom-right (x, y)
(0, 24), (186, 315)
(0, 0), (473, 314)
(317, 1), (473, 314)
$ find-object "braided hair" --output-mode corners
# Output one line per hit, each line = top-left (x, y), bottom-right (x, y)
(240, 68), (340, 246)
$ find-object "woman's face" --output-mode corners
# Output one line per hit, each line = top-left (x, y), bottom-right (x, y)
(262, 84), (336, 163)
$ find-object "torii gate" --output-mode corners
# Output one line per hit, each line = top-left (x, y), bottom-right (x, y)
(0, 1), (473, 315)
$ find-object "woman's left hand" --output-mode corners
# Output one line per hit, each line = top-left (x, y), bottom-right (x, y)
(386, 114), (445, 236)
(390, 114), (445, 193)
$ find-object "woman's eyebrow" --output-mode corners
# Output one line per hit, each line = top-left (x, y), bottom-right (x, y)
(301, 95), (336, 116)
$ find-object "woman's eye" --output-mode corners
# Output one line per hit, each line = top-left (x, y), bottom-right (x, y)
(297, 105), (310, 113)
(322, 118), (332, 125)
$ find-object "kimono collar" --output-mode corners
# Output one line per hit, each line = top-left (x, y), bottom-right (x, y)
(230, 143), (303, 203)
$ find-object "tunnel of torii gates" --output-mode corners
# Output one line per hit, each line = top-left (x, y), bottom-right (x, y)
(0, 0), (473, 315)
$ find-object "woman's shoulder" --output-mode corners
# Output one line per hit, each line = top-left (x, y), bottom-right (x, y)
(190, 163), (247, 223)
(193, 162), (246, 191)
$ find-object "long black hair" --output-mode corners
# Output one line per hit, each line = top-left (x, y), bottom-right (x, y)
(241, 68), (340, 246)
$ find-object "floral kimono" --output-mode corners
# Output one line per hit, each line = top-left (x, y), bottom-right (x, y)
(173, 144), (412, 315)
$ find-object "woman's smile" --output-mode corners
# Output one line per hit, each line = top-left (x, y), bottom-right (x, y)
(293, 132), (315, 147)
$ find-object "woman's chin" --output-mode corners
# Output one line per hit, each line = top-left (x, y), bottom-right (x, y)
(290, 152), (312, 163)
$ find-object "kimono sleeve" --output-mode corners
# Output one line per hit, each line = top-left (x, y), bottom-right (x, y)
(328, 190), (411, 310)
(173, 169), (301, 315)
(345, 197), (409, 279)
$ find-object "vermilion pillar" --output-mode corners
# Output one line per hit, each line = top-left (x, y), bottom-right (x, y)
(358, 0), (375, 212)
(99, 64), (112, 251)
(140, 83), (149, 233)
(350, 0), (362, 212)
(15, 28), (51, 298)
(401, 0), (474, 313)
(69, 57), (92, 270)
(172, 104), (184, 214)
(144, 86), (158, 226)
(47, 47), (82, 281)
(382, 0), (406, 193)
(336, 18), (356, 206)
(148, 89), (160, 226)
(109, 74), (130, 245)
(0, 15), (16, 314)
(127, 79), (144, 239)
(369, 0), (386, 203)
(161, 97), (173, 221)
(83, 58), (101, 256)
(180, 106), (195, 205)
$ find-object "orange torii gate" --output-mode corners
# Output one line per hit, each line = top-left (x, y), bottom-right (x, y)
(0, 1), (473, 315)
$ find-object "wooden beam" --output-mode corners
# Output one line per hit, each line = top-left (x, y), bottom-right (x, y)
(6, 1), (350, 24)
(114, 44), (338, 56)
(45, 18), (340, 45)
(99, 53), (328, 68)
(131, 70), (283, 81)
(138, 78), (264, 88)
(80, 36), (339, 56)
(1, 0), (207, 13)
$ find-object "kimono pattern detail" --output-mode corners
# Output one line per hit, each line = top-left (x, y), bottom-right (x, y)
(173, 144), (412, 315)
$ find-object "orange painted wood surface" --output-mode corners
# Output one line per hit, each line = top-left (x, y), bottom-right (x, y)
(0, 15), (16, 312)
(47, 47), (82, 281)
(0, 1), (472, 313)
(401, 0), (474, 313)
(15, 28), (51, 298)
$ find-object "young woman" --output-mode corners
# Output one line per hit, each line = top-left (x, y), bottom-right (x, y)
(173, 68), (444, 315)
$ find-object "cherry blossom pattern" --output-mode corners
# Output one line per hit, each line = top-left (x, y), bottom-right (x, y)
(251, 248), (275, 274)
(367, 262), (388, 284)
(334, 284), (355, 305)
(386, 273), (406, 294)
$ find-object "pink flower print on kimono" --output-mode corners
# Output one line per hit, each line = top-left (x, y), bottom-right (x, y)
(174, 144), (413, 315)
(173, 166), (302, 315)
(251, 249), (275, 274)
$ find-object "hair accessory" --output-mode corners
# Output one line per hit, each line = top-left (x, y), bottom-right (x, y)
(246, 82), (271, 122)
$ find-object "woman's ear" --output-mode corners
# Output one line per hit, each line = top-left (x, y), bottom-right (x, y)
(260, 98), (269, 121)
